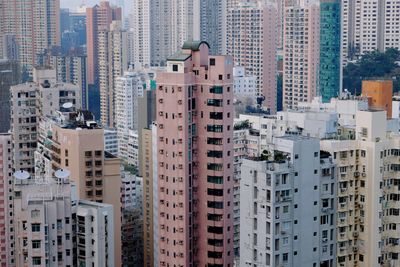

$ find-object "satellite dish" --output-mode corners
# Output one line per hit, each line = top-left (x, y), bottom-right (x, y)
(55, 169), (71, 180)
(62, 102), (73, 109)
(14, 170), (30, 180)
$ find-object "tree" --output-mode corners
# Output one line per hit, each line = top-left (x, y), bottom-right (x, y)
(343, 48), (400, 94)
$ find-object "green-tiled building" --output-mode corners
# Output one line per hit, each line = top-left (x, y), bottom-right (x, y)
(319, 0), (341, 102)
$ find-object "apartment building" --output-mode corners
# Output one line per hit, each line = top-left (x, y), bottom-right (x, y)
(86, 1), (121, 85)
(233, 66), (257, 103)
(0, 134), (14, 267)
(10, 67), (80, 174)
(98, 21), (128, 127)
(142, 127), (154, 267)
(195, 0), (227, 55)
(240, 135), (337, 267)
(48, 48), (88, 109)
(283, 3), (320, 110)
(319, 0), (341, 102)
(321, 110), (400, 267)
(115, 70), (146, 161)
(130, 0), (150, 67)
(121, 171), (144, 266)
(227, 1), (278, 113)
(151, 0), (195, 66)
(0, 59), (20, 133)
(13, 179), (74, 267)
(1, 0), (60, 72)
(35, 111), (122, 266)
(232, 119), (261, 258)
(341, 0), (400, 64)
(104, 128), (118, 155)
(156, 41), (234, 266)
(74, 200), (115, 267)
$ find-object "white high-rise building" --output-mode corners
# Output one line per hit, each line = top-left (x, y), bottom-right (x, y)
(141, 0), (195, 66)
(130, 0), (150, 67)
(240, 136), (337, 266)
(115, 71), (146, 163)
(227, 1), (278, 113)
(74, 200), (115, 267)
(104, 128), (119, 156)
(194, 0), (227, 54)
(13, 179), (74, 267)
(98, 21), (128, 128)
(321, 110), (400, 267)
(233, 66), (257, 103)
(283, 3), (320, 110)
(341, 0), (400, 64)
(10, 67), (81, 174)
(1, 0), (60, 72)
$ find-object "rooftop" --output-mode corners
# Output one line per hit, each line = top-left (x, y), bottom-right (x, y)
(182, 40), (210, 51)
(167, 52), (191, 62)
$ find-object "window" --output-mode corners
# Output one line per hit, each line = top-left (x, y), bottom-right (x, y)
(32, 257), (41, 265)
(32, 224), (40, 232)
(172, 64), (178, 72)
(210, 58), (216, 66)
(32, 240), (41, 249)
(283, 206), (289, 213)
(208, 176), (223, 184)
(208, 201), (223, 209)
(31, 210), (40, 219)
(283, 253), (288, 262)
(209, 86), (223, 94)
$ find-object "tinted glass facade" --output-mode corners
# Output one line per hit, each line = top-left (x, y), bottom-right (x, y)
(319, 0), (341, 102)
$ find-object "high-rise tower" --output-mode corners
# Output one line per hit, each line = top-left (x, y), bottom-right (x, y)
(319, 0), (341, 102)
(156, 41), (234, 266)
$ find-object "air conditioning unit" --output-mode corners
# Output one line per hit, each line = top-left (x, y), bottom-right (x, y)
(362, 173), (366, 177)
(353, 246), (358, 252)
(353, 231), (359, 237)
(322, 238), (328, 242)
(354, 171), (360, 177)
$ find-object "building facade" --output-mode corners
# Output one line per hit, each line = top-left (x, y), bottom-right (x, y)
(321, 110), (400, 267)
(283, 3), (320, 110)
(10, 68), (80, 174)
(341, 0), (400, 64)
(233, 66), (257, 103)
(86, 1), (122, 85)
(319, 0), (341, 102)
(48, 48), (88, 109)
(0, 0), (60, 73)
(156, 41), (234, 266)
(227, 1), (277, 113)
(0, 59), (20, 133)
(13, 180), (74, 267)
(0, 134), (14, 267)
(240, 136), (337, 267)
(98, 21), (128, 127)
(74, 200), (115, 267)
(35, 111), (122, 266)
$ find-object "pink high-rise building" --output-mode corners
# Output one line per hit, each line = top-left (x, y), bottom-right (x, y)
(156, 41), (234, 266)
(86, 1), (121, 85)
(227, 1), (278, 113)
(0, 134), (14, 267)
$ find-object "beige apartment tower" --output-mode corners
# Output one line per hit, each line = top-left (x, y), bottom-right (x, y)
(36, 112), (122, 267)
